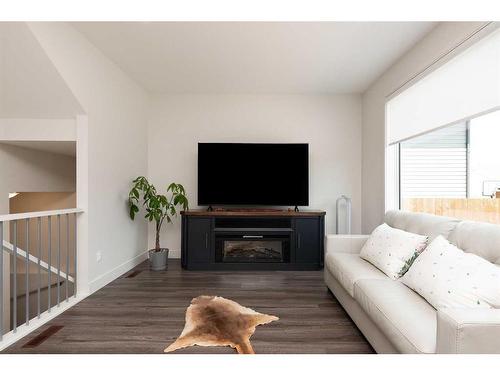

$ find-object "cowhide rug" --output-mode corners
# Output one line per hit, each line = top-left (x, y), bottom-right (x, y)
(164, 295), (279, 354)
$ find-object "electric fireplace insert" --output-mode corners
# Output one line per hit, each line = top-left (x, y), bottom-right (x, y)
(215, 234), (291, 263)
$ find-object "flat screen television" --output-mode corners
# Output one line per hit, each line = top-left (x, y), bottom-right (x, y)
(198, 143), (309, 206)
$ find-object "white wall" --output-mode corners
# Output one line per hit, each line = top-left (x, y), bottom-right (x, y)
(148, 94), (362, 257)
(0, 144), (76, 214)
(0, 119), (76, 141)
(27, 23), (150, 292)
(361, 22), (490, 233)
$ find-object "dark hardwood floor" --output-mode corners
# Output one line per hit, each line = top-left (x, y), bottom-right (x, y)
(3, 260), (374, 354)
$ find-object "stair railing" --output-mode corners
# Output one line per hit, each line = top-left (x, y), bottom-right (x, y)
(0, 208), (82, 343)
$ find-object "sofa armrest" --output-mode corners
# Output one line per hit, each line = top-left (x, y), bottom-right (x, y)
(437, 308), (500, 353)
(325, 235), (369, 255)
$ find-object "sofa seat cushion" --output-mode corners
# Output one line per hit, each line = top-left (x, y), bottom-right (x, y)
(354, 279), (437, 354)
(325, 252), (387, 297)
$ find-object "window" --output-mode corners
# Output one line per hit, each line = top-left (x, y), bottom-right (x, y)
(400, 122), (467, 200)
(398, 110), (500, 224)
(386, 27), (500, 223)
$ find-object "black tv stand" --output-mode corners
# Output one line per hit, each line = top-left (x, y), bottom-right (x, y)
(207, 205), (214, 212)
(180, 209), (325, 271)
(294, 206), (299, 212)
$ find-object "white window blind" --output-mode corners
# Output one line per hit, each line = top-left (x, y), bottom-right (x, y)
(387, 28), (500, 145)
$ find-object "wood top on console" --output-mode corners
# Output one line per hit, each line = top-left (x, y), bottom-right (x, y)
(181, 209), (326, 217)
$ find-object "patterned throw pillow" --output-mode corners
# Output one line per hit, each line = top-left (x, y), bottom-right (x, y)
(400, 235), (500, 309)
(360, 223), (428, 280)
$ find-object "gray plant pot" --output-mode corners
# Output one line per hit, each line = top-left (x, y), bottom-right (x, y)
(149, 248), (169, 271)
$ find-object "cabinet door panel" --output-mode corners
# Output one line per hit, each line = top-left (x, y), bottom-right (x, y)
(295, 218), (320, 263)
(187, 218), (211, 263)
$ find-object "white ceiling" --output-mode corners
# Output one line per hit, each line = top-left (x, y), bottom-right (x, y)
(72, 22), (437, 94)
(0, 141), (76, 157)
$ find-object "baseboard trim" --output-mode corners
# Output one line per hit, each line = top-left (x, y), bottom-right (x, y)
(169, 249), (181, 259)
(89, 250), (149, 293)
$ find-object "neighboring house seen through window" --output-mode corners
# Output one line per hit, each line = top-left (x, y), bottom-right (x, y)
(399, 110), (500, 224)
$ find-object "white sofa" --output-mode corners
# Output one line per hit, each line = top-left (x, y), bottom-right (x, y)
(324, 210), (500, 354)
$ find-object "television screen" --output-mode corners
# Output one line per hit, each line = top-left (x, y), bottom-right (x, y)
(198, 143), (309, 206)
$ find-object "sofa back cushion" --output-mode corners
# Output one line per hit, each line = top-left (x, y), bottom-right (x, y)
(448, 221), (500, 265)
(385, 210), (460, 241)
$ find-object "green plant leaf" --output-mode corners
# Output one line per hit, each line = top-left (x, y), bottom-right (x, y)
(129, 204), (136, 220)
(129, 177), (189, 227)
(132, 188), (139, 199)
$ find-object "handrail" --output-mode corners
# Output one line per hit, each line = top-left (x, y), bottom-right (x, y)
(2, 240), (75, 283)
(0, 208), (83, 222)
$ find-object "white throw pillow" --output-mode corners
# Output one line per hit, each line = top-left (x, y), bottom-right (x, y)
(400, 235), (500, 309)
(359, 223), (428, 280)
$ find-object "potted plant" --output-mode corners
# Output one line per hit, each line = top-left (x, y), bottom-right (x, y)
(128, 176), (189, 271)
